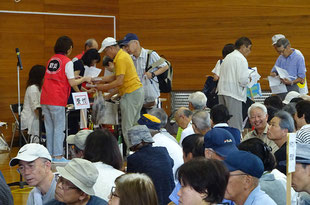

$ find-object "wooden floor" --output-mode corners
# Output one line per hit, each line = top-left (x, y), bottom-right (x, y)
(1, 147), (32, 205)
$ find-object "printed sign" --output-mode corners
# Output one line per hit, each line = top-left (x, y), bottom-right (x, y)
(72, 92), (90, 110)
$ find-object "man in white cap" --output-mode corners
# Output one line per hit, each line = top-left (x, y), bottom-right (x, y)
(95, 37), (144, 154)
(67, 129), (93, 158)
(9, 143), (56, 205)
(270, 35), (306, 99)
(45, 158), (108, 204)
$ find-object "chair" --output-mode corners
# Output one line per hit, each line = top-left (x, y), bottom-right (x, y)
(9, 104), (28, 153)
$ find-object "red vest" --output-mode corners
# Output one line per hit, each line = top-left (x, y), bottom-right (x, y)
(40, 54), (72, 106)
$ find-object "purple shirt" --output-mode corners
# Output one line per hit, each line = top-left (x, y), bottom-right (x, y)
(272, 49), (306, 80)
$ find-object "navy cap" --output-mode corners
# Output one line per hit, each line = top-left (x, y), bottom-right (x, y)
(204, 128), (237, 157)
(296, 143), (310, 164)
(138, 114), (161, 130)
(121, 33), (139, 45)
(224, 150), (264, 178)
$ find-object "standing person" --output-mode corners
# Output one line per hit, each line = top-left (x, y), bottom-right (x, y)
(9, 143), (56, 205)
(40, 36), (91, 162)
(217, 37), (252, 131)
(121, 33), (169, 111)
(21, 65), (45, 140)
(96, 37), (144, 153)
(72, 38), (98, 62)
(270, 38), (306, 99)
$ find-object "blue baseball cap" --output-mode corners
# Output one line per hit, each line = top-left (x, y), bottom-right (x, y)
(296, 143), (310, 164)
(204, 128), (237, 157)
(138, 114), (161, 130)
(121, 33), (139, 45)
(224, 150), (264, 178)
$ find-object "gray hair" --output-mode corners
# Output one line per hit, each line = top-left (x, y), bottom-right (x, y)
(148, 108), (168, 128)
(192, 110), (211, 131)
(274, 110), (295, 133)
(248, 103), (267, 118)
(188, 91), (207, 110)
(275, 38), (290, 48)
(85, 38), (97, 49)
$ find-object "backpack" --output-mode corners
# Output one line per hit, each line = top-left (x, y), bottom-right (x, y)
(145, 50), (173, 93)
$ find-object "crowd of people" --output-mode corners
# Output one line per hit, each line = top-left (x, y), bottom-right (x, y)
(2, 33), (310, 205)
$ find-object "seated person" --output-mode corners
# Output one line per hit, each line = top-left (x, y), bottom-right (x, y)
(21, 65), (45, 140)
(67, 129), (93, 158)
(9, 143), (56, 205)
(83, 129), (124, 201)
(224, 150), (276, 205)
(127, 125), (175, 205)
(239, 138), (297, 204)
(210, 104), (241, 145)
(177, 158), (229, 205)
(46, 158), (107, 205)
(109, 173), (158, 205)
(0, 171), (13, 205)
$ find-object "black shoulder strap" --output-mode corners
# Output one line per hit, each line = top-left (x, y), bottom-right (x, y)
(145, 50), (154, 72)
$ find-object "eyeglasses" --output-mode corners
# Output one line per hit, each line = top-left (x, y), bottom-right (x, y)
(17, 160), (44, 174)
(110, 186), (119, 199)
(56, 175), (79, 191)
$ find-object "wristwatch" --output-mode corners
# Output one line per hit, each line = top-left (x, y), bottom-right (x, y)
(151, 72), (156, 79)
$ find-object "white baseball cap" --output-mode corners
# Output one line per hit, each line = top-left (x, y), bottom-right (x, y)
(67, 129), (93, 150)
(272, 34), (285, 45)
(9, 143), (52, 166)
(283, 91), (300, 104)
(98, 37), (117, 53)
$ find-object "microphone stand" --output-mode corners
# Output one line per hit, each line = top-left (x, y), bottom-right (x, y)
(7, 54), (28, 189)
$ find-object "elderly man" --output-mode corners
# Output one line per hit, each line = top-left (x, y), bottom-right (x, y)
(204, 128), (238, 161)
(188, 91), (207, 111)
(72, 38), (98, 62)
(243, 103), (278, 153)
(224, 150), (276, 205)
(138, 113), (183, 184)
(9, 143), (56, 205)
(96, 37), (144, 153)
(46, 158), (107, 205)
(295, 100), (310, 144)
(267, 110), (295, 174)
(127, 125), (175, 205)
(174, 107), (193, 144)
(191, 110), (211, 136)
(121, 33), (169, 110)
(292, 143), (310, 194)
(67, 129), (93, 158)
(270, 38), (306, 99)
(217, 37), (252, 132)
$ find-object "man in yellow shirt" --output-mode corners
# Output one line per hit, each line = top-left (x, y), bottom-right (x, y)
(97, 37), (144, 154)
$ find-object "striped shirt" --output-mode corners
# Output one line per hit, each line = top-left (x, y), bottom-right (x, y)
(296, 124), (310, 144)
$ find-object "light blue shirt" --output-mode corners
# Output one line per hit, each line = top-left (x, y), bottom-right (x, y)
(272, 49), (306, 80)
(244, 185), (276, 205)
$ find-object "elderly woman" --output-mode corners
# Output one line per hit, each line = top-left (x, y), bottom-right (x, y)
(108, 173), (158, 205)
(177, 158), (229, 205)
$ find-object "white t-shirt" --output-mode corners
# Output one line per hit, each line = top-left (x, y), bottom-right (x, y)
(179, 121), (195, 146)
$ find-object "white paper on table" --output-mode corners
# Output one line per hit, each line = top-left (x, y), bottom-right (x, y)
(84, 66), (101, 77)
(268, 76), (287, 94)
(287, 133), (296, 173)
(275, 66), (295, 80)
(248, 67), (261, 88)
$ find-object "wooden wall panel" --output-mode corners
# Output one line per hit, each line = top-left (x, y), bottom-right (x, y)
(118, 0), (310, 91)
(0, 0), (118, 143)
